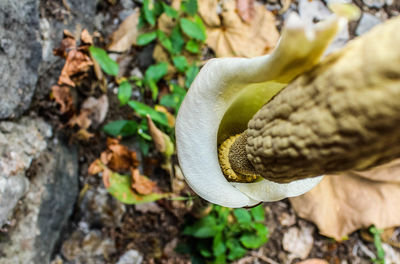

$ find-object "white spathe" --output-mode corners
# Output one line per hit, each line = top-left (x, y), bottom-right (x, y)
(176, 13), (347, 208)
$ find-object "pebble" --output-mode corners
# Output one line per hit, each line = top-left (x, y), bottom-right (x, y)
(116, 249), (143, 264)
(356, 13), (382, 36)
(363, 0), (385, 8)
(283, 224), (314, 260)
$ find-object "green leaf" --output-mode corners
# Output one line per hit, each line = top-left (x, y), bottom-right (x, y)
(118, 80), (132, 105)
(103, 120), (138, 137)
(181, 0), (198, 16)
(185, 39), (200, 53)
(107, 171), (168, 204)
(138, 136), (150, 155)
(170, 25), (185, 54)
(160, 84), (186, 113)
(145, 62), (168, 83)
(194, 15), (206, 36)
(157, 30), (173, 53)
(89, 46), (119, 76)
(213, 253), (226, 264)
(197, 241), (212, 258)
(239, 234), (266, 249)
(180, 18), (206, 41)
(148, 79), (159, 101)
(226, 239), (247, 261)
(162, 2), (178, 18)
(143, 0), (156, 26)
(212, 232), (226, 256)
(250, 204), (265, 222)
(185, 64), (199, 88)
(128, 100), (169, 127)
(252, 222), (269, 239)
(183, 216), (219, 238)
(233, 209), (252, 224)
(137, 31), (157, 45)
(172, 56), (188, 72)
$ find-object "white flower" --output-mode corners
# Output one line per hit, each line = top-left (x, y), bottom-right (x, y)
(176, 13), (349, 208)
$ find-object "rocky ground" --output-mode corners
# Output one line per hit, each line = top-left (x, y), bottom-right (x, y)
(1, 0), (399, 263)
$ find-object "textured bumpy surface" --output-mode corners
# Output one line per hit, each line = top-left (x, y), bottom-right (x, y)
(246, 17), (400, 183)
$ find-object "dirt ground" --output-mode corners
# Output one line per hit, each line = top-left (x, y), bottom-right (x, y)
(29, 0), (400, 263)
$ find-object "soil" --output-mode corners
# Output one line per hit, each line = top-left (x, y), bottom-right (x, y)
(28, 0), (400, 263)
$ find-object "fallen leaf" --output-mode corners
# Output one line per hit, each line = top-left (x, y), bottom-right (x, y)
(53, 30), (77, 58)
(108, 9), (143, 52)
(198, 0), (221, 27)
(236, 0), (255, 23)
(131, 168), (157, 195)
(88, 159), (103, 175)
(74, 128), (95, 140)
(103, 167), (112, 188)
(58, 48), (93, 86)
(68, 110), (92, 129)
(297, 259), (329, 264)
(80, 29), (93, 45)
(108, 170), (168, 204)
(102, 138), (139, 172)
(199, 0), (279, 57)
(290, 159), (400, 240)
(51, 85), (74, 113)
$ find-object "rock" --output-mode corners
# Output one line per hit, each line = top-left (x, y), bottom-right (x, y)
(382, 243), (400, 264)
(116, 249), (143, 264)
(282, 223), (315, 260)
(356, 13), (382, 36)
(0, 0), (42, 119)
(0, 135), (79, 264)
(363, 0), (385, 8)
(0, 117), (52, 226)
(61, 230), (116, 264)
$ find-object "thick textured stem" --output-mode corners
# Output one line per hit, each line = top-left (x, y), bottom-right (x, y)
(238, 17), (400, 183)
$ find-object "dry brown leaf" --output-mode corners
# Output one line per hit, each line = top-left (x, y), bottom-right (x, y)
(51, 85), (73, 113)
(131, 168), (157, 195)
(236, 0), (255, 23)
(53, 30), (76, 58)
(200, 0), (279, 57)
(103, 167), (112, 189)
(100, 138), (139, 172)
(68, 110), (92, 129)
(74, 128), (95, 140)
(88, 159), (104, 175)
(297, 259), (329, 264)
(198, 0), (221, 27)
(80, 29), (93, 45)
(108, 9), (142, 52)
(58, 49), (93, 87)
(290, 159), (400, 240)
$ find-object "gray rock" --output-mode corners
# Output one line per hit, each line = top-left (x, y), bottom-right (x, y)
(0, 117), (52, 227)
(116, 250), (143, 264)
(0, 136), (79, 264)
(363, 0), (385, 8)
(0, 0), (42, 119)
(61, 230), (116, 264)
(356, 13), (382, 36)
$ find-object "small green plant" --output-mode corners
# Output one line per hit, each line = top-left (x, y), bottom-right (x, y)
(90, 0), (204, 156)
(369, 226), (385, 264)
(178, 204), (269, 263)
